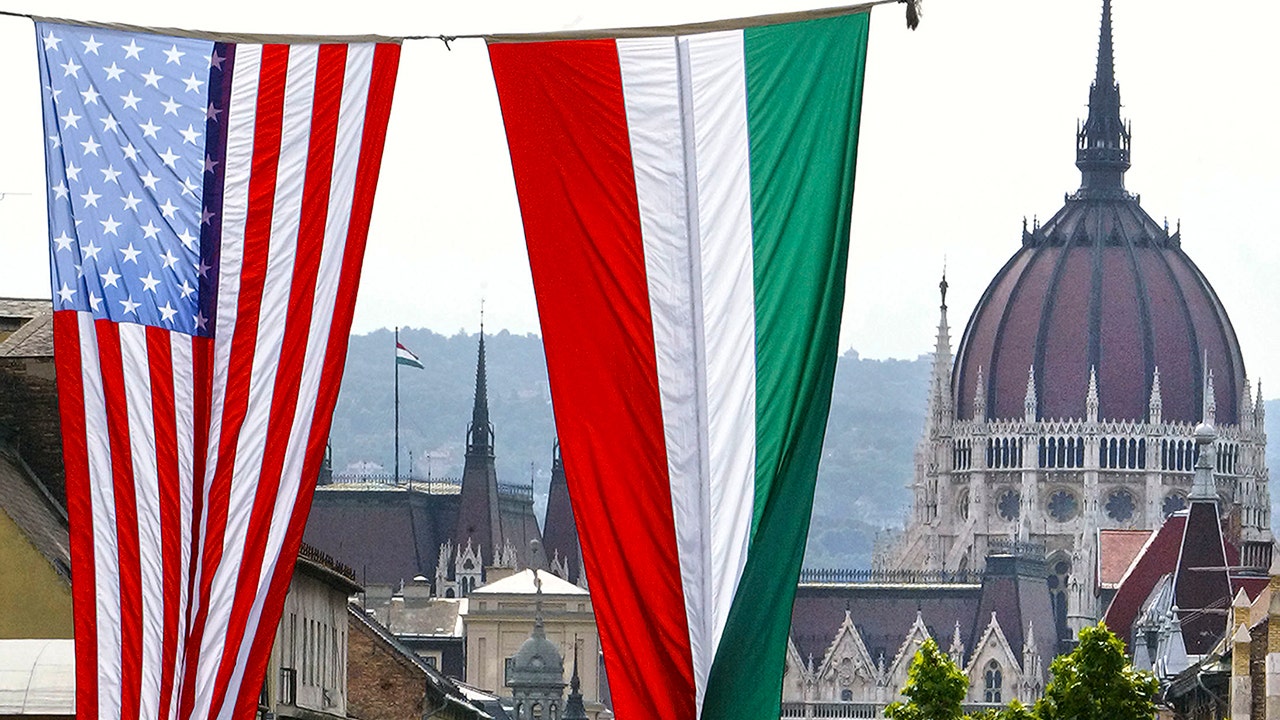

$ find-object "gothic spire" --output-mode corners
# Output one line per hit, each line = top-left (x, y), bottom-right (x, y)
(1075, 0), (1131, 197)
(467, 329), (494, 456)
(564, 642), (589, 720)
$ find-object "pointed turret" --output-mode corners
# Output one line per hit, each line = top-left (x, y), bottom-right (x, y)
(542, 441), (582, 583)
(1241, 377), (1254, 431)
(1075, 0), (1131, 197)
(563, 643), (589, 720)
(948, 621), (965, 667)
(1256, 380), (1266, 427)
(973, 366), (987, 422)
(1086, 367), (1099, 423)
(1203, 367), (1217, 426)
(925, 270), (954, 435)
(1024, 366), (1037, 421)
(453, 329), (504, 570)
(1190, 421), (1217, 501)
(1148, 367), (1163, 425)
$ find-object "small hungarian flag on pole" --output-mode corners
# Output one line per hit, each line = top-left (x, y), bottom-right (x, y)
(490, 8), (869, 720)
(396, 341), (424, 369)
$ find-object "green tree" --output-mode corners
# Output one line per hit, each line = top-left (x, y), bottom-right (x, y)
(967, 700), (1036, 720)
(884, 637), (969, 720)
(1034, 623), (1159, 720)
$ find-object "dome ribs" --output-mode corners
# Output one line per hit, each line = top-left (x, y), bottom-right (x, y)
(1032, 240), (1085, 421)
(989, 248), (1057, 420)
(1120, 212), (1158, 423)
(953, 250), (1031, 421)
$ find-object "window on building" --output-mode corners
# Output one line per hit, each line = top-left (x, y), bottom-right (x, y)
(1106, 489), (1136, 522)
(841, 689), (853, 702)
(983, 660), (1002, 703)
(1163, 493), (1187, 517)
(1047, 490), (1078, 522)
(997, 489), (1020, 521)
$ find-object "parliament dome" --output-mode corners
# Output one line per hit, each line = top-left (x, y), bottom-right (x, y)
(951, 2), (1245, 426)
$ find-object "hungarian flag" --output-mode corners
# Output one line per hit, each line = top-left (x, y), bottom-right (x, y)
(396, 341), (424, 369)
(37, 20), (399, 720)
(490, 10), (868, 720)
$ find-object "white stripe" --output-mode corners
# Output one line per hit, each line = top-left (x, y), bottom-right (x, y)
(204, 42), (319, 720)
(685, 30), (756, 658)
(169, 333), (196, 720)
(78, 313), (121, 720)
(220, 43), (374, 716)
(118, 323), (164, 720)
(189, 42), (262, 720)
(616, 36), (711, 712)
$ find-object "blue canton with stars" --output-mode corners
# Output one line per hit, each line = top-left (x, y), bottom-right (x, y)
(37, 22), (225, 337)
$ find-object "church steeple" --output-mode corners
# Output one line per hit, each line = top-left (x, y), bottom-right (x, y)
(1075, 0), (1131, 197)
(467, 328), (494, 456)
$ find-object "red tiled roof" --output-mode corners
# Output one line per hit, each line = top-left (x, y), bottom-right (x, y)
(1098, 529), (1153, 588)
(1103, 513), (1186, 648)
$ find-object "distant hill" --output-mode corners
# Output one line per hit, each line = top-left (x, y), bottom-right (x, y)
(330, 330), (929, 568)
(329, 329), (1280, 570)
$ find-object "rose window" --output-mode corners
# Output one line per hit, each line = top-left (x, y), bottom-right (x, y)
(997, 489), (1020, 521)
(1105, 489), (1136, 522)
(1047, 490), (1078, 522)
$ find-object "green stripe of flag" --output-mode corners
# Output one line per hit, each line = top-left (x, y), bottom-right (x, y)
(702, 12), (869, 720)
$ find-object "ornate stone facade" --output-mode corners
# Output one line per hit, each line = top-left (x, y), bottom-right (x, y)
(877, 0), (1273, 650)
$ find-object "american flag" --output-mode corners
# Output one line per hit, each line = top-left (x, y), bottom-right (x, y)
(37, 21), (399, 720)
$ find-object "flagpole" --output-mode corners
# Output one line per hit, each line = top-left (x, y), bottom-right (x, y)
(394, 326), (400, 484)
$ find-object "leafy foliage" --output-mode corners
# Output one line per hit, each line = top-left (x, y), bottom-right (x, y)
(1033, 623), (1158, 720)
(967, 700), (1036, 720)
(884, 637), (968, 720)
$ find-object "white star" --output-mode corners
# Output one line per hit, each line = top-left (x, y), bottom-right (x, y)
(158, 302), (177, 323)
(42, 31), (60, 51)
(81, 35), (102, 55)
(80, 136), (101, 156)
(104, 62), (125, 81)
(159, 198), (179, 218)
(120, 90), (142, 110)
(65, 162), (82, 182)
(59, 57), (81, 78)
(140, 118), (161, 138)
(100, 266), (121, 287)
(140, 272), (160, 292)
(119, 243), (142, 263)
(195, 258), (211, 278)
(122, 143), (139, 161)
(182, 72), (205, 93)
(181, 177), (199, 197)
(87, 292), (102, 311)
(59, 108), (81, 128)
(159, 147), (180, 168)
(160, 249), (179, 269)
(179, 124), (201, 145)
(119, 296), (141, 315)
(204, 155), (220, 174)
(53, 232), (75, 252)
(160, 96), (181, 116)
(47, 134), (60, 149)
(122, 39), (143, 60)
(177, 279), (195, 298)
(57, 282), (76, 304)
(121, 192), (142, 212)
(140, 171), (160, 190)
(193, 311), (208, 331)
(80, 187), (101, 208)
(176, 229), (197, 250)
(99, 115), (121, 134)
(205, 102), (222, 122)
(163, 45), (186, 65)
(80, 86), (101, 105)
(140, 221), (161, 239)
(51, 182), (69, 199)
(208, 51), (224, 70)
(141, 67), (163, 88)
(201, 208), (214, 225)
(82, 240), (102, 260)
(100, 165), (122, 184)
(100, 215), (122, 236)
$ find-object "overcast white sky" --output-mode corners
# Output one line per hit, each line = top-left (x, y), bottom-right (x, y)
(1, 1), (1278, 389)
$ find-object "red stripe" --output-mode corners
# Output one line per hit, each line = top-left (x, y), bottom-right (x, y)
(230, 43), (401, 720)
(176, 335), (213, 719)
(180, 43), (291, 718)
(94, 320), (143, 720)
(54, 311), (98, 720)
(213, 42), (345, 718)
(145, 327), (180, 720)
(489, 39), (696, 719)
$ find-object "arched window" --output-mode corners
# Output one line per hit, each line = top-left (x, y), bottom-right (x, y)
(531, 702), (543, 720)
(983, 660), (1003, 703)
(1076, 436), (1085, 467)
(840, 689), (853, 702)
